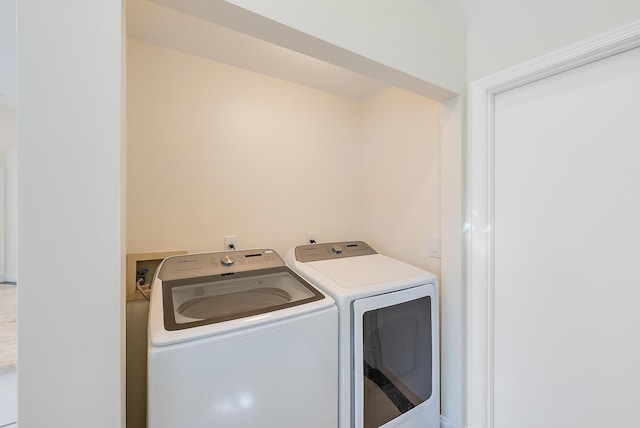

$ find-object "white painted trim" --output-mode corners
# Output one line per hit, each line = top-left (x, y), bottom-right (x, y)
(472, 20), (640, 95)
(466, 20), (640, 428)
(440, 95), (464, 428)
(440, 415), (454, 428)
(0, 371), (18, 425)
(4, 273), (17, 283)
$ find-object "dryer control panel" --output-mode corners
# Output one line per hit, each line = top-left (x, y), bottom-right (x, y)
(294, 241), (377, 263)
(158, 249), (283, 281)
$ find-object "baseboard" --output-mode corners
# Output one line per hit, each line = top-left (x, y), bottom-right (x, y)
(4, 274), (16, 283)
(0, 371), (18, 426)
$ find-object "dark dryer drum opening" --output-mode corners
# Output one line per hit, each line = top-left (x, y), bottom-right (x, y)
(177, 287), (292, 319)
(362, 296), (432, 428)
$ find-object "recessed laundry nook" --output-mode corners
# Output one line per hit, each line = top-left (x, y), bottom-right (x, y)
(125, 1), (459, 427)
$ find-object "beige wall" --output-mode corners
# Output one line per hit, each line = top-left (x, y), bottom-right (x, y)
(360, 88), (441, 276)
(127, 39), (442, 277)
(127, 39), (361, 255)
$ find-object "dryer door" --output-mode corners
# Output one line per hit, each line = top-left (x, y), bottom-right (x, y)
(352, 284), (437, 428)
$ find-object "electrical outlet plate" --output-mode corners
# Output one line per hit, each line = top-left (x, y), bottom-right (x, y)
(429, 237), (441, 258)
(224, 235), (238, 250)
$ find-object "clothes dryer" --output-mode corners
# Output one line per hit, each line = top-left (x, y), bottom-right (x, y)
(148, 249), (338, 428)
(286, 241), (439, 428)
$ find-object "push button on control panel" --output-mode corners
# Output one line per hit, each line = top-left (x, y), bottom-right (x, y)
(331, 244), (343, 254)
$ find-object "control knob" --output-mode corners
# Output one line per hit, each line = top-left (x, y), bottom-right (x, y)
(220, 255), (235, 266)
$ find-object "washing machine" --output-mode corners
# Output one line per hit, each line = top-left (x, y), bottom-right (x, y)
(286, 241), (439, 428)
(147, 249), (338, 428)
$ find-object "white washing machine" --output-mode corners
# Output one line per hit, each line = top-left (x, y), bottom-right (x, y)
(147, 249), (338, 428)
(286, 241), (439, 428)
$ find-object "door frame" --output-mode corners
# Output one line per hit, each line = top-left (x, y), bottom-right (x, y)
(466, 20), (640, 428)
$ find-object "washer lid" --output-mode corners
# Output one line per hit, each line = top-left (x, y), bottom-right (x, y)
(153, 249), (326, 333)
(162, 266), (323, 331)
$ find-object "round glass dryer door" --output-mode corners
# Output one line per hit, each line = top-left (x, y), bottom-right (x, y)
(161, 267), (324, 331)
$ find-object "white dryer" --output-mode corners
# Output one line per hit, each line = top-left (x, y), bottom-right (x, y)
(286, 241), (439, 428)
(148, 249), (338, 428)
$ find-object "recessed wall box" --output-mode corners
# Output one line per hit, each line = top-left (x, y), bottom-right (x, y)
(126, 250), (187, 302)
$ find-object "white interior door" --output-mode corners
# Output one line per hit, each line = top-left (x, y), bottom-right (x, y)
(492, 46), (640, 428)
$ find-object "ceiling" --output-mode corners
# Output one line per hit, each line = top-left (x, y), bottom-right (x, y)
(0, 0), (473, 108)
(127, 0), (390, 100)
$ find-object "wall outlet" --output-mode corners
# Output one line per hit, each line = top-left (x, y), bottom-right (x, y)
(306, 232), (317, 244)
(429, 237), (441, 258)
(224, 235), (238, 250)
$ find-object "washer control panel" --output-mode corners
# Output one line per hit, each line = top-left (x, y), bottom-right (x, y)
(158, 249), (283, 281)
(295, 241), (377, 263)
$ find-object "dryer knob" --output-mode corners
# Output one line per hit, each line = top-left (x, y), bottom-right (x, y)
(331, 245), (343, 254)
(220, 255), (235, 266)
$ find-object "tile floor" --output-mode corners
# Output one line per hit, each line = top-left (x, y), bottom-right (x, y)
(0, 284), (17, 373)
